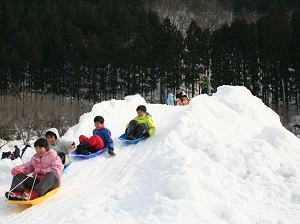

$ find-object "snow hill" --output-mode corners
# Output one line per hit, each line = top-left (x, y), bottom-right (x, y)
(1, 85), (300, 224)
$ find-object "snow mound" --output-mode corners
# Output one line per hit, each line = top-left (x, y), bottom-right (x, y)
(1, 86), (300, 224)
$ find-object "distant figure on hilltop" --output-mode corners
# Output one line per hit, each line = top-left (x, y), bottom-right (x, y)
(198, 70), (211, 95)
(166, 93), (174, 105)
(181, 95), (190, 105)
(176, 94), (190, 106)
(175, 87), (187, 106)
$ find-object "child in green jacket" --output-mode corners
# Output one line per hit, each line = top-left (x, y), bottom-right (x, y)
(126, 105), (156, 139)
(198, 71), (211, 95)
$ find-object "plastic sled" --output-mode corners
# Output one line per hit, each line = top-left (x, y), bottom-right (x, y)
(118, 133), (145, 144)
(71, 148), (106, 159)
(63, 161), (72, 171)
(5, 187), (60, 206)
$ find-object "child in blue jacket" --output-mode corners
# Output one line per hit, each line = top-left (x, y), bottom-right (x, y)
(76, 116), (115, 156)
(92, 116), (115, 156)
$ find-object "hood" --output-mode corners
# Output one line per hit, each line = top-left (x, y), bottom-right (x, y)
(45, 128), (60, 139)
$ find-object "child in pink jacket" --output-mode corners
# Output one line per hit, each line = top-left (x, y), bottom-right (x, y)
(5, 138), (63, 201)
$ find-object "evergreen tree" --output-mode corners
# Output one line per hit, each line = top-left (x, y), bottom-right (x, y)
(291, 9), (300, 113)
(257, 6), (292, 113)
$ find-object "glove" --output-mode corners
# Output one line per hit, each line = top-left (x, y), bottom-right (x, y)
(108, 148), (116, 156)
(34, 168), (41, 174)
(144, 133), (150, 138)
(11, 167), (22, 176)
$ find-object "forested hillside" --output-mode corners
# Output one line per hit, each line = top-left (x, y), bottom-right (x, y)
(0, 0), (300, 139)
(145, 0), (300, 30)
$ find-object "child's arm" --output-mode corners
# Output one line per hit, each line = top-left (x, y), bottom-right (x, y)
(104, 130), (115, 156)
(11, 160), (34, 176)
(59, 139), (75, 152)
(147, 117), (156, 136)
(105, 131), (114, 149)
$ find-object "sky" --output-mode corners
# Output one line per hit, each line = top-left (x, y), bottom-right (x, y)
(0, 85), (300, 224)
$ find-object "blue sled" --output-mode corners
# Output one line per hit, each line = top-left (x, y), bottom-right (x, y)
(118, 133), (145, 144)
(71, 148), (106, 159)
(63, 162), (72, 170)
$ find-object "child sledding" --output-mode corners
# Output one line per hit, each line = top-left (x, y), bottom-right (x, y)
(72, 116), (115, 158)
(5, 138), (63, 204)
(3, 102), (158, 207)
(119, 105), (156, 143)
(45, 128), (76, 166)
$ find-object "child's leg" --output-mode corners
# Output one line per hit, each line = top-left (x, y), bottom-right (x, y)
(127, 120), (138, 137)
(79, 135), (89, 143)
(86, 135), (104, 152)
(34, 172), (59, 196)
(10, 174), (35, 192)
(135, 123), (149, 138)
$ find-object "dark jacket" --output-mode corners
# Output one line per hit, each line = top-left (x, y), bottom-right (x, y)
(175, 90), (187, 102)
(13, 147), (20, 158)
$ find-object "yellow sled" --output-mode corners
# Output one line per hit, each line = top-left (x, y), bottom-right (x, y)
(5, 187), (60, 206)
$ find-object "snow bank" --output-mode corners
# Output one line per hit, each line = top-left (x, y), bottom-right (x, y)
(1, 86), (300, 224)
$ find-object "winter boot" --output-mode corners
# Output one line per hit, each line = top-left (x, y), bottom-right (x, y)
(23, 189), (40, 200)
(5, 191), (24, 200)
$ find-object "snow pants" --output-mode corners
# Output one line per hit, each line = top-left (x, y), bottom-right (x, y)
(126, 120), (149, 139)
(79, 135), (104, 152)
(10, 172), (59, 196)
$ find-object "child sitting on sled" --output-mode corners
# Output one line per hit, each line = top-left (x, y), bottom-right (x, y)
(45, 128), (75, 166)
(125, 105), (156, 139)
(75, 116), (115, 156)
(5, 138), (63, 201)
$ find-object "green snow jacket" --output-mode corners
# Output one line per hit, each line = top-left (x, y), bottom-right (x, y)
(127, 113), (156, 136)
(200, 76), (210, 89)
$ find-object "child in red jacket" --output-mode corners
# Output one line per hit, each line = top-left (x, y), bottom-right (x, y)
(5, 138), (63, 201)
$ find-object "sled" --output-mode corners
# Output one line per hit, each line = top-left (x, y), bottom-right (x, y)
(118, 133), (145, 144)
(70, 148), (106, 159)
(63, 161), (72, 172)
(5, 187), (60, 206)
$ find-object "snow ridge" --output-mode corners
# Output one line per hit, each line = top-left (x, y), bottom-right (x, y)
(1, 86), (300, 224)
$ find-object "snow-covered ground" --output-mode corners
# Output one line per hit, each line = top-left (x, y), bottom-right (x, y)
(1, 85), (300, 224)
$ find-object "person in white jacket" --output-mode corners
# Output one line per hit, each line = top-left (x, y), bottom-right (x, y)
(45, 128), (75, 166)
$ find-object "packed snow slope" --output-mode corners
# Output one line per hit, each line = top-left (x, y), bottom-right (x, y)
(1, 85), (300, 224)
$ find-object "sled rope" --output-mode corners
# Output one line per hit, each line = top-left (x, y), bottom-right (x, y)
(8, 176), (30, 200)
(28, 174), (37, 201)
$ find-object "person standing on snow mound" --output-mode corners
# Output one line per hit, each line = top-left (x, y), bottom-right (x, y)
(181, 95), (190, 105)
(175, 87), (187, 105)
(125, 105), (156, 140)
(198, 70), (211, 95)
(5, 138), (63, 201)
(166, 92), (174, 105)
(76, 116), (115, 156)
(45, 128), (75, 166)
